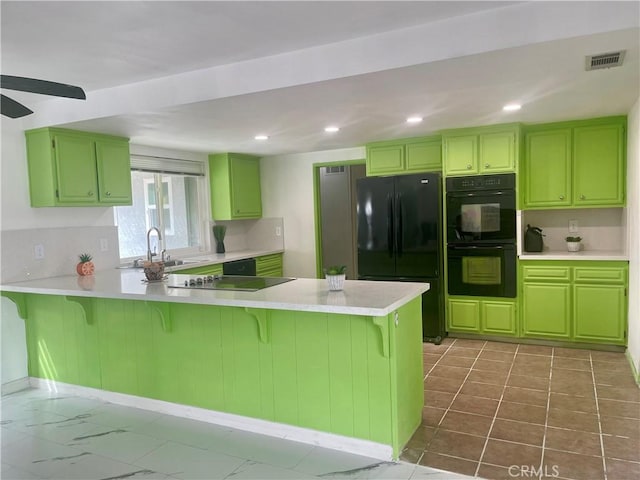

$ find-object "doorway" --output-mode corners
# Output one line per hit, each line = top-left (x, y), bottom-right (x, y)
(315, 163), (366, 279)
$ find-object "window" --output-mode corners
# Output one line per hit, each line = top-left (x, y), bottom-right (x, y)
(115, 155), (206, 260)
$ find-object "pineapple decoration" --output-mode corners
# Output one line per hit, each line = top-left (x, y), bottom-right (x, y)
(76, 253), (95, 276)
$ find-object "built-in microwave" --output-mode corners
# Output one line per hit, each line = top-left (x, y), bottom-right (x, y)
(446, 173), (516, 245)
(447, 243), (517, 298)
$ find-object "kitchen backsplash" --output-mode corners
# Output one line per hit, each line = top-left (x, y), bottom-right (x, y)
(212, 217), (284, 253)
(519, 208), (625, 253)
(1, 226), (120, 282)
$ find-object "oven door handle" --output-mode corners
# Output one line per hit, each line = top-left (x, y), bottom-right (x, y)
(387, 194), (394, 258)
(448, 245), (504, 250)
(447, 191), (507, 198)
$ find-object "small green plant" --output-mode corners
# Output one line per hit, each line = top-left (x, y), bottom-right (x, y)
(325, 265), (347, 275)
(565, 236), (582, 242)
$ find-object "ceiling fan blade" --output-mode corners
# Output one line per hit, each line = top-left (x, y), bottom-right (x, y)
(1, 75), (86, 100)
(1, 94), (33, 118)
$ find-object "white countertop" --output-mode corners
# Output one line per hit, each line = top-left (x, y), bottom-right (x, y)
(519, 250), (628, 261)
(0, 269), (429, 317)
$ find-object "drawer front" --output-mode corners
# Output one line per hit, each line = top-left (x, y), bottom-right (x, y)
(522, 266), (571, 282)
(256, 253), (282, 270)
(574, 267), (626, 284)
(178, 264), (223, 275)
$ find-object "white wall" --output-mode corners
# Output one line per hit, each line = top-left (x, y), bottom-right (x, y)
(261, 147), (365, 278)
(626, 97), (640, 379)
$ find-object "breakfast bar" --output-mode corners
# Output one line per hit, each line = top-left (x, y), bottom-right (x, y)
(0, 271), (428, 460)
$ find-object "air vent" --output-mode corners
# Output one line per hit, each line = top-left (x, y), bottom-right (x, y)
(325, 166), (346, 175)
(585, 51), (625, 71)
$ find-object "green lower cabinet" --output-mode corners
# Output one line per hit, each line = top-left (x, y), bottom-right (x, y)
(482, 301), (517, 335)
(573, 284), (626, 344)
(256, 253), (284, 277)
(520, 261), (628, 345)
(175, 264), (223, 275)
(447, 298), (480, 332)
(521, 283), (571, 339)
(447, 297), (516, 336)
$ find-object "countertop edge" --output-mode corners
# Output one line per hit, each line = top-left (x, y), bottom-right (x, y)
(0, 279), (430, 317)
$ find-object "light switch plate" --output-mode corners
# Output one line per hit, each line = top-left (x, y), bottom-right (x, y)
(569, 219), (579, 234)
(100, 238), (109, 252)
(34, 244), (45, 259)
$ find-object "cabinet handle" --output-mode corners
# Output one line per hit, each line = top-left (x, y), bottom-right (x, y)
(466, 164), (472, 170)
(106, 191), (111, 197)
(394, 311), (399, 326)
(559, 195), (565, 200)
(485, 163), (490, 168)
(88, 191), (94, 197)
(580, 195), (586, 200)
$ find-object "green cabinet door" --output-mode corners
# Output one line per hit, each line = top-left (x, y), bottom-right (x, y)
(447, 298), (480, 332)
(230, 155), (262, 218)
(95, 139), (132, 204)
(523, 129), (572, 208)
(573, 284), (626, 344)
(573, 124), (624, 206)
(256, 253), (283, 277)
(482, 301), (516, 335)
(406, 141), (441, 172)
(443, 135), (477, 175)
(210, 153), (262, 220)
(366, 145), (405, 175)
(522, 283), (571, 339)
(479, 131), (515, 173)
(54, 133), (99, 204)
(176, 264), (224, 275)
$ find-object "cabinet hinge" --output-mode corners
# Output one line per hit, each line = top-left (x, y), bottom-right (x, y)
(625, 288), (627, 297)
(55, 189), (59, 198)
(52, 139), (55, 148)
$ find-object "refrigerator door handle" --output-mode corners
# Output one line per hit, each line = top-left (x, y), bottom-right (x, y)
(396, 193), (403, 257)
(387, 194), (394, 258)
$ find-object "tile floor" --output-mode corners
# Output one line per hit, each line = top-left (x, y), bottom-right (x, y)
(401, 337), (640, 480)
(1, 387), (467, 480)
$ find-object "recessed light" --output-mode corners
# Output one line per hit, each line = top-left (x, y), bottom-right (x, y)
(503, 104), (521, 112)
(406, 116), (423, 124)
(324, 126), (340, 133)
(254, 135), (269, 140)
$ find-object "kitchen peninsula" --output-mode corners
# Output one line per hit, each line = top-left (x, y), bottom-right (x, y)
(0, 270), (428, 460)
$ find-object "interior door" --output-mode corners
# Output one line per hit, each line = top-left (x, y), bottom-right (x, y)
(394, 173), (441, 278)
(356, 176), (395, 277)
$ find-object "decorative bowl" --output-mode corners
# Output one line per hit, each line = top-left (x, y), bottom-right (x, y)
(143, 261), (165, 281)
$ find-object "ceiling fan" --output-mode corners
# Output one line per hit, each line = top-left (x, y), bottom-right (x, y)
(1, 75), (86, 119)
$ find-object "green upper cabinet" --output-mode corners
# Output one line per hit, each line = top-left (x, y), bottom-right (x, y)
(209, 153), (262, 220)
(442, 125), (519, 176)
(523, 129), (572, 208)
(25, 128), (131, 207)
(573, 123), (625, 206)
(366, 136), (441, 176)
(522, 117), (625, 209)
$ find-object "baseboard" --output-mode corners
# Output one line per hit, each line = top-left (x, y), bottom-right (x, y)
(625, 351), (640, 386)
(447, 333), (626, 352)
(28, 377), (393, 461)
(1, 377), (30, 396)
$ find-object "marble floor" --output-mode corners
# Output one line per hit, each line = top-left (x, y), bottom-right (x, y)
(1, 387), (467, 480)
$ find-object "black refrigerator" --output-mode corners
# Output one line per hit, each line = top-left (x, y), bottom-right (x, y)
(356, 172), (445, 344)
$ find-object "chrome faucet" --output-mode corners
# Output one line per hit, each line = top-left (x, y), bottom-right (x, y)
(146, 227), (162, 262)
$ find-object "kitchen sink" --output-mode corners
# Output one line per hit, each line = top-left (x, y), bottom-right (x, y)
(117, 258), (203, 269)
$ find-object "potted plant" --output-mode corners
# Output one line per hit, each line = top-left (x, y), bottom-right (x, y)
(565, 236), (582, 252)
(325, 265), (347, 291)
(76, 253), (95, 276)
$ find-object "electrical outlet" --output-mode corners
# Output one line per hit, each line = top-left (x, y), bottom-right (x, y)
(100, 238), (109, 252)
(569, 219), (579, 234)
(275, 226), (282, 236)
(34, 244), (45, 259)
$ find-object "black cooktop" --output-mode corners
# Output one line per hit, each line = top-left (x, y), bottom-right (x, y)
(167, 275), (295, 292)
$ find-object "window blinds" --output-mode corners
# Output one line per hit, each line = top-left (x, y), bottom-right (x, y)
(129, 154), (205, 176)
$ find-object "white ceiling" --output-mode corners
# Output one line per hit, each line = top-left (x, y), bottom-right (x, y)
(2, 1), (639, 156)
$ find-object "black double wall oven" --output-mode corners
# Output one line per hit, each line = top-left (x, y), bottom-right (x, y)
(446, 173), (517, 298)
